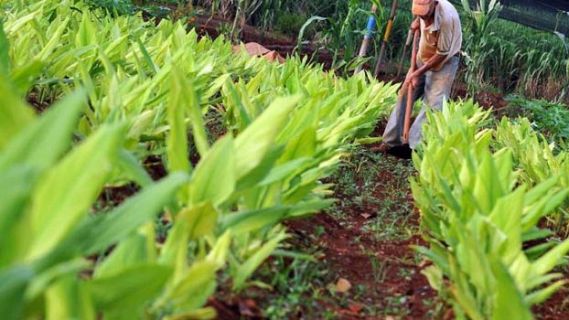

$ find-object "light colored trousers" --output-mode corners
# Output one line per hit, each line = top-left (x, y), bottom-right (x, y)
(382, 56), (459, 149)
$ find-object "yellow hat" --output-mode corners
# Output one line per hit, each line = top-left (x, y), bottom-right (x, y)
(412, 0), (433, 16)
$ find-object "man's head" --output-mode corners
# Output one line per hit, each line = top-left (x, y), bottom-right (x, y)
(412, 0), (436, 19)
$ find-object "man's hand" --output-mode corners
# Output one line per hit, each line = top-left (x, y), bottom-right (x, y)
(404, 70), (419, 89)
(410, 18), (420, 32)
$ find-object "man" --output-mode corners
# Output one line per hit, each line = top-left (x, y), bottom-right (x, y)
(379, 0), (462, 152)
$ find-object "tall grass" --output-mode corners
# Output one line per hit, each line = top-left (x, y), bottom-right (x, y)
(460, 18), (569, 102)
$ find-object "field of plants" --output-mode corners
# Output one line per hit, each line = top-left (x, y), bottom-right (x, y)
(2, 0), (569, 319)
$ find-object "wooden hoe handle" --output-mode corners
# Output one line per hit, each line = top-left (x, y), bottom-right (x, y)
(402, 28), (420, 144)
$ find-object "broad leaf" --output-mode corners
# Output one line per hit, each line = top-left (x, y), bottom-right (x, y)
(0, 89), (86, 171)
(0, 266), (33, 320)
(189, 135), (235, 206)
(27, 124), (125, 260)
(89, 264), (172, 320)
(166, 70), (191, 174)
(46, 276), (95, 320)
(52, 173), (188, 262)
(0, 75), (35, 151)
(232, 230), (287, 290)
(234, 96), (300, 180)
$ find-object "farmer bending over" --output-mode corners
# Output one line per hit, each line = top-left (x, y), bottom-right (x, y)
(378, 0), (462, 152)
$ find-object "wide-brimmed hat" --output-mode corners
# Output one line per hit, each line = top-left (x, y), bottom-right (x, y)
(412, 0), (434, 16)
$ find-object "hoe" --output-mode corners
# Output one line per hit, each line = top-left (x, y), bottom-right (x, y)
(402, 24), (420, 145)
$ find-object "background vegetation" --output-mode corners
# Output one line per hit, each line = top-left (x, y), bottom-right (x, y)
(95, 0), (569, 104)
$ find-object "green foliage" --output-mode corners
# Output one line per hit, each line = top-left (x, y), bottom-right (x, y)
(413, 100), (569, 319)
(0, 75), (190, 319)
(3, 1), (569, 318)
(131, 1), (569, 101)
(492, 114), (569, 234)
(1, 0), (399, 318)
(506, 96), (569, 143)
(460, 18), (569, 101)
(0, 23), (10, 76)
(196, 0), (406, 72)
(84, 0), (135, 15)
(275, 11), (309, 36)
(460, 0), (503, 92)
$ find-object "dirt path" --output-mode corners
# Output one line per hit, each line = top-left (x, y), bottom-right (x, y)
(284, 208), (438, 319)
(283, 149), (441, 319)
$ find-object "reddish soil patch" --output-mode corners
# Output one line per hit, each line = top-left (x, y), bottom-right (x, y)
(532, 223), (569, 319)
(284, 214), (436, 319)
(474, 91), (508, 111)
(207, 295), (264, 320)
(452, 83), (509, 113)
(194, 15), (292, 47)
(284, 152), (437, 319)
(534, 286), (569, 320)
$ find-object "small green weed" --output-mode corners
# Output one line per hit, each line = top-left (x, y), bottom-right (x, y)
(261, 254), (330, 319)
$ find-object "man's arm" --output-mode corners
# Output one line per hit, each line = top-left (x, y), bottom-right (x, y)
(406, 15), (455, 87)
(411, 53), (446, 78)
(403, 53), (447, 88)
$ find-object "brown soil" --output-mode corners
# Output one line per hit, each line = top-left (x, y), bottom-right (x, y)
(534, 286), (569, 320)
(452, 82), (509, 113)
(474, 91), (508, 111)
(283, 216), (436, 319)
(284, 151), (438, 319)
(143, 155), (167, 181)
(94, 183), (139, 211)
(91, 155), (167, 211)
(26, 90), (52, 113)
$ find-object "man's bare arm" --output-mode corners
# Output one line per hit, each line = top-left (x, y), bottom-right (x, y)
(411, 53), (447, 78)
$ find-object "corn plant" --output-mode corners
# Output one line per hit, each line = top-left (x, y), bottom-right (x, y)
(460, 0), (503, 92)
(230, 0), (263, 41)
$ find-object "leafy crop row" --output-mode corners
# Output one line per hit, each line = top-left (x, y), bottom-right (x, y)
(413, 101), (569, 319)
(0, 0), (397, 319)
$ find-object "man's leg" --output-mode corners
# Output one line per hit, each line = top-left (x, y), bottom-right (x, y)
(409, 56), (459, 149)
(382, 75), (426, 147)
